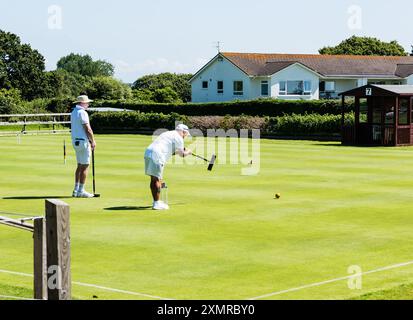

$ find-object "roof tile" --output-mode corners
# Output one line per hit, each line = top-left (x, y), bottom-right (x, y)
(221, 52), (413, 78)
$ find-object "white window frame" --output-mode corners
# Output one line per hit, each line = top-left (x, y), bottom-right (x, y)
(233, 81), (244, 96)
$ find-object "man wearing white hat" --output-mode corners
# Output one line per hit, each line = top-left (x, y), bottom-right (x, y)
(71, 95), (97, 198)
(144, 124), (192, 210)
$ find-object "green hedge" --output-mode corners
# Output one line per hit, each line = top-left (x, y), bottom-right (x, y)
(91, 98), (354, 117)
(90, 111), (354, 136)
(266, 113), (354, 135)
(90, 112), (188, 132)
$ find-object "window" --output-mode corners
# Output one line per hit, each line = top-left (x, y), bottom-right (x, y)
(324, 81), (335, 92)
(279, 81), (286, 95)
(372, 105), (382, 124)
(287, 81), (303, 95)
(202, 81), (208, 89)
(261, 81), (269, 96)
(359, 98), (368, 123)
(304, 81), (312, 95)
(279, 81), (311, 95)
(217, 81), (224, 94)
(233, 81), (243, 95)
(319, 81), (325, 92)
(399, 98), (409, 125)
(385, 105), (394, 124)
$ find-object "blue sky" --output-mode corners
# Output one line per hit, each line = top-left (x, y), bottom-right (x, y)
(1, 0), (412, 83)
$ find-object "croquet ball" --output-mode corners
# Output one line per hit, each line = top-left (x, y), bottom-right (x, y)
(275, 193), (281, 199)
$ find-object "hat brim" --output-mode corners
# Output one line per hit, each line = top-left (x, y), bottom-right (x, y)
(74, 100), (93, 104)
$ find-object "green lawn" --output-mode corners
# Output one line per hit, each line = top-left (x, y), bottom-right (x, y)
(1, 134), (413, 300)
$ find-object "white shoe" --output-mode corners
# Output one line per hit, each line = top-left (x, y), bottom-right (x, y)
(77, 191), (95, 198)
(72, 190), (78, 198)
(152, 201), (169, 210)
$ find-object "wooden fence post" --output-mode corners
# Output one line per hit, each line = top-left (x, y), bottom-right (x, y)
(33, 218), (47, 300)
(45, 199), (71, 300)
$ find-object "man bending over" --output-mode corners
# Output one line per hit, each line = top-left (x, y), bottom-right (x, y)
(144, 124), (192, 210)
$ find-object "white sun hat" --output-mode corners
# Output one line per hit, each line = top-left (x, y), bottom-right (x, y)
(74, 95), (93, 104)
(176, 124), (191, 136)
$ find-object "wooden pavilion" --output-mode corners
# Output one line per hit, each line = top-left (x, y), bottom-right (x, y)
(340, 85), (413, 146)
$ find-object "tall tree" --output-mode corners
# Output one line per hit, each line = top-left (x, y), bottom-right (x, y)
(0, 30), (47, 100)
(132, 73), (192, 102)
(85, 76), (132, 100)
(57, 53), (114, 77)
(319, 36), (407, 56)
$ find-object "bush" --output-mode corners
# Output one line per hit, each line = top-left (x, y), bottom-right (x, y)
(90, 111), (189, 132)
(89, 110), (354, 136)
(266, 113), (353, 135)
(92, 98), (354, 117)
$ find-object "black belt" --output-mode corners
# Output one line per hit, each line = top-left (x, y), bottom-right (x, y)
(75, 138), (86, 141)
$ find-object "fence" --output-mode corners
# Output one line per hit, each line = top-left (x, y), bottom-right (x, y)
(0, 113), (71, 136)
(0, 200), (71, 300)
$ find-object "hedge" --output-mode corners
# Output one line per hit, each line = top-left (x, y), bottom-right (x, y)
(90, 111), (354, 136)
(91, 98), (354, 117)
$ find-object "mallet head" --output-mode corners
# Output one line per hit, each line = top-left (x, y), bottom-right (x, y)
(207, 155), (216, 171)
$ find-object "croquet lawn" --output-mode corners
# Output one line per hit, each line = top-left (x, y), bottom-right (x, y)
(1, 134), (413, 300)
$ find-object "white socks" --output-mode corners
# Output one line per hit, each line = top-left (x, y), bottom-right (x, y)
(75, 183), (85, 193)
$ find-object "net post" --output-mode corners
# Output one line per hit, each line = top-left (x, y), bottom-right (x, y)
(33, 218), (47, 300)
(45, 199), (71, 300)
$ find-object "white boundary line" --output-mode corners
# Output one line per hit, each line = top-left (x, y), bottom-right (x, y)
(0, 294), (37, 301)
(247, 260), (413, 300)
(0, 269), (173, 300)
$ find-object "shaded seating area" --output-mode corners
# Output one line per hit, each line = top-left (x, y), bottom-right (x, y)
(340, 85), (413, 146)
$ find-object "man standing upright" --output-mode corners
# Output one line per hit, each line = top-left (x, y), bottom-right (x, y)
(71, 95), (97, 198)
(144, 124), (192, 210)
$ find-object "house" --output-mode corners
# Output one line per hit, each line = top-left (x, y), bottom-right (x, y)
(189, 52), (413, 102)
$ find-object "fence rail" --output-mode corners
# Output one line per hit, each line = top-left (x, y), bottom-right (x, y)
(0, 113), (71, 136)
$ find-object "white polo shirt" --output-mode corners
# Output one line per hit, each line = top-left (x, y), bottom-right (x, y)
(71, 105), (89, 141)
(145, 130), (184, 165)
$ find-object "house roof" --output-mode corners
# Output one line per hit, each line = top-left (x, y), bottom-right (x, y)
(395, 64), (413, 78)
(339, 84), (413, 96)
(374, 85), (413, 94)
(220, 52), (413, 78)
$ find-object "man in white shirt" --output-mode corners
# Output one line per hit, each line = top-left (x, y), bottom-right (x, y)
(71, 95), (97, 198)
(144, 124), (192, 210)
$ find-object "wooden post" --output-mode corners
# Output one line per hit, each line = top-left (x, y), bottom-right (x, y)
(408, 97), (413, 145)
(45, 200), (71, 300)
(355, 97), (360, 144)
(395, 97), (399, 146)
(33, 218), (47, 300)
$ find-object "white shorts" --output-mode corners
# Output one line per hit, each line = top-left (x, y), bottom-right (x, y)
(72, 140), (91, 165)
(144, 157), (164, 179)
